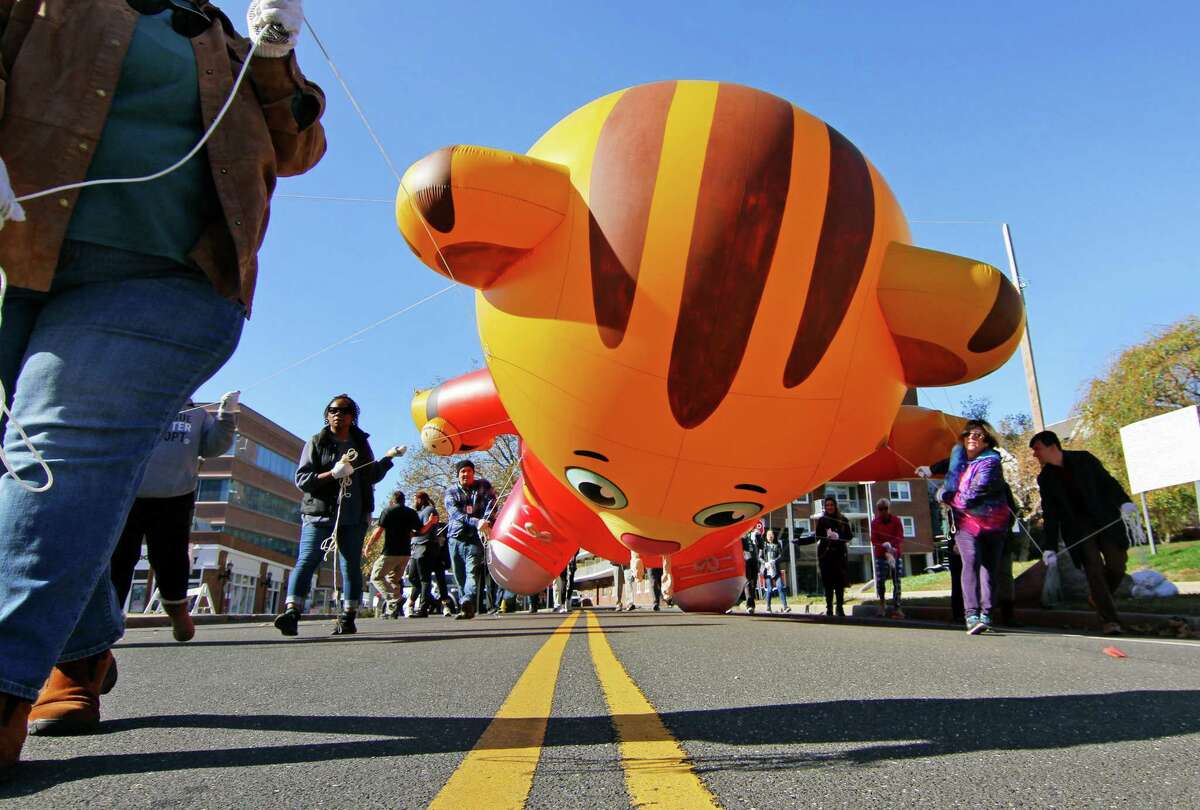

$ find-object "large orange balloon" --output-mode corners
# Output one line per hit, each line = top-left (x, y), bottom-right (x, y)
(400, 81), (1022, 575)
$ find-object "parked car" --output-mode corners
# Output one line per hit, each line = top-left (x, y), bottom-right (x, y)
(569, 590), (593, 608)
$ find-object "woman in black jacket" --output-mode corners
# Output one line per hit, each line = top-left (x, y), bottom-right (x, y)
(815, 497), (852, 617)
(274, 394), (401, 636)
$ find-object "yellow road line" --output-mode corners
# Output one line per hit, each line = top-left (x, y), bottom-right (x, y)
(586, 611), (722, 809)
(429, 612), (580, 809)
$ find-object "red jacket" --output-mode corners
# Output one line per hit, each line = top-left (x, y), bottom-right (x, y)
(870, 515), (904, 559)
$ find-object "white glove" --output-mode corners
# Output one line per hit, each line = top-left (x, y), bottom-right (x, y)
(0, 156), (26, 232)
(935, 486), (947, 503)
(915, 465), (932, 479)
(827, 529), (839, 540)
(883, 542), (894, 552)
(384, 444), (407, 459)
(217, 390), (240, 417)
(1120, 502), (1137, 515)
(331, 459), (353, 480)
(1043, 550), (1057, 567)
(247, 0), (304, 58)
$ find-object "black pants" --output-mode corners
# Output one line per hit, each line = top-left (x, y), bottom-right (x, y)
(111, 492), (196, 605)
(650, 567), (663, 607)
(824, 584), (845, 615)
(743, 563), (759, 609)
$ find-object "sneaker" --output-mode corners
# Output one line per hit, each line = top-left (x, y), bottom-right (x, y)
(652, 604), (661, 612)
(966, 614), (986, 635)
(979, 614), (993, 632)
(274, 606), (300, 637)
(332, 611), (357, 635)
(455, 602), (476, 621)
(1102, 621), (1123, 636)
(747, 606), (755, 615)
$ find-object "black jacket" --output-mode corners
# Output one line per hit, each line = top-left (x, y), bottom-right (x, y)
(1037, 450), (1130, 564)
(295, 425), (392, 519)
(815, 514), (852, 587)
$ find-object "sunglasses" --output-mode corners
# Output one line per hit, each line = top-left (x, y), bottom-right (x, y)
(126, 0), (212, 38)
(963, 431), (987, 440)
(327, 406), (354, 415)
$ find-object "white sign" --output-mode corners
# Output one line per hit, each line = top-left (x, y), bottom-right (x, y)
(1120, 405), (1200, 494)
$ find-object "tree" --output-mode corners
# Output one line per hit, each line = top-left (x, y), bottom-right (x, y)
(1074, 316), (1200, 540)
(959, 395), (991, 422)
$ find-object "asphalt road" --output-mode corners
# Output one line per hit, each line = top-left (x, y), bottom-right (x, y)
(4, 610), (1200, 808)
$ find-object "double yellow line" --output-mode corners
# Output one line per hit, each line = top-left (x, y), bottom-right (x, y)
(429, 611), (720, 809)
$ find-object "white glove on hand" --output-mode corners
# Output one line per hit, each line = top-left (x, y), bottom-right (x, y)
(915, 465), (932, 479)
(331, 459), (353, 480)
(1120, 502), (1137, 515)
(1043, 550), (1057, 567)
(827, 529), (839, 540)
(217, 390), (240, 417)
(247, 0), (304, 58)
(384, 444), (407, 459)
(883, 542), (894, 552)
(0, 156), (26, 232)
(935, 486), (947, 503)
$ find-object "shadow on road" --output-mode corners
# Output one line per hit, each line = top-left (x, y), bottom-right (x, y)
(114, 623), (717, 650)
(5, 689), (1198, 796)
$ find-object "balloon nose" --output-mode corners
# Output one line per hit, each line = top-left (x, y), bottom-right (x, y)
(620, 534), (680, 556)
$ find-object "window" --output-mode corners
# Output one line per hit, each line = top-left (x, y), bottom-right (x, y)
(889, 481), (912, 502)
(225, 526), (299, 557)
(196, 478), (230, 502)
(900, 516), (916, 538)
(254, 444), (298, 481)
(225, 573), (257, 614)
(793, 518), (811, 533)
(793, 493), (809, 504)
(824, 485), (863, 514)
(229, 481), (302, 525)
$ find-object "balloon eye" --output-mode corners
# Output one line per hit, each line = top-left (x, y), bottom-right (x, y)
(564, 467), (628, 510)
(693, 502), (762, 528)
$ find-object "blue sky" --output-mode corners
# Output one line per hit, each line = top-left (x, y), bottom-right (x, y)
(197, 1), (1199, 494)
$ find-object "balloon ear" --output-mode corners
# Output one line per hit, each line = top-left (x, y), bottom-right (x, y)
(878, 243), (1024, 386)
(396, 146), (571, 289)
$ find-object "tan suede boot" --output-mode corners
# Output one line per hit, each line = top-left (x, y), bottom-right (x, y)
(27, 650), (115, 736)
(163, 600), (195, 642)
(1, 693), (32, 782)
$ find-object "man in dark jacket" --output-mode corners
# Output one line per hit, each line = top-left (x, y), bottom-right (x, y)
(1030, 430), (1137, 634)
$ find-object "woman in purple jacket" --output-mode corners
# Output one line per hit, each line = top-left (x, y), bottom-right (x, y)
(941, 420), (1012, 634)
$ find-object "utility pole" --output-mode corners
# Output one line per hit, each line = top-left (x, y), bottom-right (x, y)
(1001, 223), (1046, 432)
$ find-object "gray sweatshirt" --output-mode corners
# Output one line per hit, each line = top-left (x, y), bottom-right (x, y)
(138, 405), (237, 498)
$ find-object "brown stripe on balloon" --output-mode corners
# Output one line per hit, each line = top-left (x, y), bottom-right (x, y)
(968, 275), (1022, 353)
(408, 147), (455, 233)
(588, 81), (676, 348)
(667, 84), (794, 429)
(782, 125), (875, 388)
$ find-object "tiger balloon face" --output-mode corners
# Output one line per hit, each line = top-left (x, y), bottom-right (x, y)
(398, 81), (1023, 558)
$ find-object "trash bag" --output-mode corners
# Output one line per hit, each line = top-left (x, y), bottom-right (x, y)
(1130, 569), (1166, 588)
(1041, 561), (1063, 608)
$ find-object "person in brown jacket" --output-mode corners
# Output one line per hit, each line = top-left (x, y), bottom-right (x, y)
(0, 0), (325, 779)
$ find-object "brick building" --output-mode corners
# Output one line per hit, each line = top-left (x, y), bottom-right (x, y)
(122, 402), (339, 616)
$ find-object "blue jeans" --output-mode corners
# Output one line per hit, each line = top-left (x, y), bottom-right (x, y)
(450, 537), (483, 604)
(286, 520), (367, 609)
(765, 573), (788, 609)
(0, 242), (244, 701)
